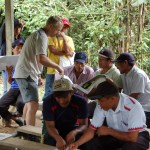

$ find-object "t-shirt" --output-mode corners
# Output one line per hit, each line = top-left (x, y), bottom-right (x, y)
(121, 66), (150, 112)
(90, 93), (147, 132)
(43, 94), (89, 138)
(14, 29), (47, 84)
(94, 64), (122, 88)
(47, 35), (75, 74)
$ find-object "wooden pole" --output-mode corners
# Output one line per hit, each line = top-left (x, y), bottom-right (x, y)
(5, 0), (14, 55)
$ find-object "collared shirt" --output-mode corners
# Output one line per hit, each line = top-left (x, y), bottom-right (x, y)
(121, 66), (150, 112)
(14, 29), (47, 84)
(64, 65), (94, 96)
(94, 64), (122, 88)
(90, 93), (147, 132)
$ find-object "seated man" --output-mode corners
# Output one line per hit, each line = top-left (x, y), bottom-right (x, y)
(95, 48), (122, 89)
(42, 78), (88, 150)
(114, 52), (150, 128)
(69, 80), (149, 150)
(64, 51), (94, 97)
(63, 51), (95, 117)
(0, 39), (25, 126)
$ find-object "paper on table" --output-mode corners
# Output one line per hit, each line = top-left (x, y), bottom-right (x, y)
(0, 55), (19, 71)
(0, 133), (12, 141)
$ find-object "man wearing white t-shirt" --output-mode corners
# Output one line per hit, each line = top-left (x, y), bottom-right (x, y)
(69, 80), (149, 150)
(14, 16), (63, 126)
(113, 52), (150, 128)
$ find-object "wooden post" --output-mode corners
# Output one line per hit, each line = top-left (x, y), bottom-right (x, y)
(5, 0), (14, 55)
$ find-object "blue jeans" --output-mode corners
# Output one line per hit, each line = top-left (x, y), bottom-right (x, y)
(43, 74), (55, 100)
(2, 70), (8, 94)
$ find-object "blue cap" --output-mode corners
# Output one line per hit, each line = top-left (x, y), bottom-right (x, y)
(74, 52), (87, 63)
(113, 52), (135, 63)
(12, 39), (24, 48)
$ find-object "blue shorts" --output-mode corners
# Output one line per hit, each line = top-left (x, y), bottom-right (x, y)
(16, 76), (39, 103)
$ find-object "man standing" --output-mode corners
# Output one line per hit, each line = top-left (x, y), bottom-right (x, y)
(14, 16), (63, 126)
(114, 52), (150, 128)
(43, 18), (75, 99)
(42, 78), (88, 149)
(69, 80), (149, 150)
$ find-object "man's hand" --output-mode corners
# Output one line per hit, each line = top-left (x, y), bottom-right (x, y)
(56, 65), (64, 74)
(69, 141), (79, 150)
(57, 31), (66, 39)
(97, 126), (111, 136)
(66, 131), (76, 145)
(56, 137), (67, 150)
(38, 76), (43, 86)
(6, 66), (13, 74)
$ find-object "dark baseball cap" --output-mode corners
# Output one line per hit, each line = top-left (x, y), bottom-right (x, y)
(12, 39), (24, 48)
(99, 48), (114, 60)
(14, 19), (22, 28)
(74, 52), (87, 63)
(113, 52), (135, 63)
(87, 80), (119, 100)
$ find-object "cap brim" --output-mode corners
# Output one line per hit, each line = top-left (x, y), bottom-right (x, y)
(87, 94), (103, 100)
(75, 59), (86, 63)
(112, 59), (120, 63)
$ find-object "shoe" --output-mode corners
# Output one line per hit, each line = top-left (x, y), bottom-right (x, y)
(15, 118), (24, 126)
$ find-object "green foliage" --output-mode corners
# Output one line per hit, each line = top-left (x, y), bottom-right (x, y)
(0, 0), (150, 74)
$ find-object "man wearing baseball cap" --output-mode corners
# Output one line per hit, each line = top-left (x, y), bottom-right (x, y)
(95, 48), (122, 89)
(64, 51), (94, 97)
(69, 80), (149, 150)
(113, 52), (150, 128)
(42, 78), (88, 149)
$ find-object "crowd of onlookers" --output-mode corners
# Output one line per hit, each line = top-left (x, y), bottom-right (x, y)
(0, 16), (150, 150)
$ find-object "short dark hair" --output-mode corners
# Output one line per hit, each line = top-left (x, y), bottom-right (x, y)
(53, 91), (73, 98)
(46, 16), (62, 25)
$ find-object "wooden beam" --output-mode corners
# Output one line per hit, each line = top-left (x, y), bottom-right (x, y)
(5, 0), (14, 55)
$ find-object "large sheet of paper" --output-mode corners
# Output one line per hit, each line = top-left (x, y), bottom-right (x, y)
(0, 55), (19, 71)
(0, 133), (12, 141)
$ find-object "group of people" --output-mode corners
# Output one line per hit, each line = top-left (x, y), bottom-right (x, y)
(0, 15), (150, 150)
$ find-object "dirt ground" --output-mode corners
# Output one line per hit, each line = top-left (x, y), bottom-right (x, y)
(0, 110), (43, 134)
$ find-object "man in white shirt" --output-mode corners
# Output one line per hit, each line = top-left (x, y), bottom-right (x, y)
(113, 52), (150, 128)
(69, 80), (149, 150)
(14, 16), (63, 126)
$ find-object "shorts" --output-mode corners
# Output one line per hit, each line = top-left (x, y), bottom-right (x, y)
(16, 76), (39, 103)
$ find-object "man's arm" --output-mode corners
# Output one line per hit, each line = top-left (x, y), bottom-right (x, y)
(38, 54), (63, 74)
(69, 127), (96, 149)
(6, 66), (13, 84)
(45, 121), (67, 149)
(97, 126), (139, 142)
(58, 32), (74, 57)
(66, 118), (88, 144)
(49, 45), (65, 56)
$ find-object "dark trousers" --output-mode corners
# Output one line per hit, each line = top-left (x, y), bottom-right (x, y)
(145, 112), (150, 128)
(0, 88), (24, 120)
(83, 131), (149, 150)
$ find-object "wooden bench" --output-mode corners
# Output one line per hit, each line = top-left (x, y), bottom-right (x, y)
(17, 125), (42, 142)
(0, 137), (56, 150)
